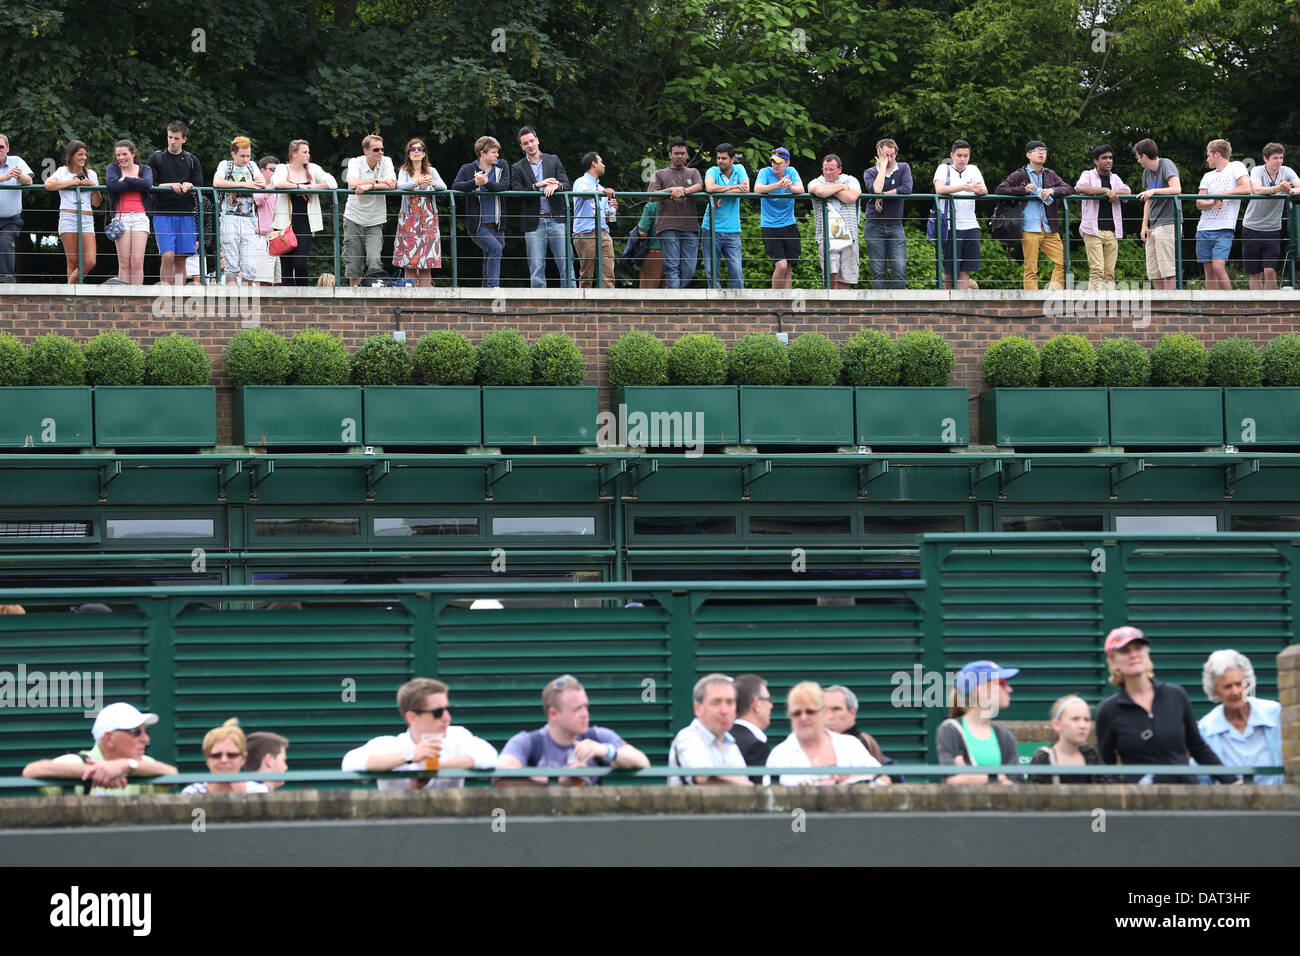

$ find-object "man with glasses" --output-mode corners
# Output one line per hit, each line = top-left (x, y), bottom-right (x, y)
(343, 133), (397, 286)
(496, 675), (649, 785)
(22, 702), (177, 795)
(730, 674), (773, 780)
(341, 677), (497, 790)
(0, 134), (33, 283)
(667, 673), (753, 785)
(996, 140), (1074, 290)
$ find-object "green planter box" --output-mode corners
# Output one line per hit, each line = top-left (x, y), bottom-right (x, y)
(1223, 388), (1300, 446)
(855, 387), (969, 446)
(979, 388), (1110, 446)
(234, 386), (364, 447)
(0, 386), (93, 448)
(94, 386), (217, 447)
(1109, 387), (1224, 446)
(611, 386), (739, 446)
(739, 386), (854, 444)
(482, 386), (598, 446)
(363, 386), (482, 446)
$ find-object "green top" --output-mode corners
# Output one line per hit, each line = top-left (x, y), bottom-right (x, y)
(47, 742), (163, 797)
(636, 201), (662, 251)
(960, 717), (1003, 767)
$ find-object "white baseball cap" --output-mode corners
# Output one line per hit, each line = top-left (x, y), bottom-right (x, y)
(91, 702), (159, 742)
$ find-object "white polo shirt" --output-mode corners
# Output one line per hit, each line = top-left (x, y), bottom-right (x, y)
(341, 725), (498, 789)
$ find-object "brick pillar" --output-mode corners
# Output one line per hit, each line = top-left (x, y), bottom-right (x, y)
(1278, 644), (1300, 782)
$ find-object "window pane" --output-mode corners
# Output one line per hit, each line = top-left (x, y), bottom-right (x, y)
(1230, 515), (1300, 532)
(374, 517), (479, 537)
(253, 517), (361, 537)
(863, 515), (967, 535)
(0, 521), (91, 539)
(750, 515), (852, 535)
(632, 515), (736, 536)
(491, 516), (595, 536)
(1115, 515), (1218, 533)
(106, 519), (215, 540)
(1001, 515), (1104, 532)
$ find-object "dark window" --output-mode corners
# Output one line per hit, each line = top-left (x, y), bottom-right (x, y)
(0, 521), (91, 539)
(106, 519), (215, 540)
(253, 517), (361, 537)
(863, 515), (967, 535)
(1231, 515), (1300, 532)
(1001, 515), (1104, 532)
(491, 516), (595, 536)
(632, 515), (736, 536)
(374, 517), (479, 537)
(750, 515), (853, 535)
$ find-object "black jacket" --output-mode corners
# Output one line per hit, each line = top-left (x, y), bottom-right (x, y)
(509, 153), (571, 233)
(729, 721), (770, 783)
(994, 166), (1075, 233)
(1096, 679), (1236, 783)
(451, 159), (510, 232)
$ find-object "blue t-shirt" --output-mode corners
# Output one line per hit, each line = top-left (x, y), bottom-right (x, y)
(501, 725), (624, 786)
(702, 164), (748, 234)
(756, 165), (802, 228)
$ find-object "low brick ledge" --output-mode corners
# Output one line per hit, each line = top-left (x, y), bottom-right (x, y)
(1, 783), (1295, 828)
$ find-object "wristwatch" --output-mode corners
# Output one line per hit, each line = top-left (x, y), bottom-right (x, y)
(402, 744), (415, 764)
(126, 759), (140, 774)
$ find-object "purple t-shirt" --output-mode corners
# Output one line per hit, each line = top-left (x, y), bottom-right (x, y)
(501, 725), (624, 785)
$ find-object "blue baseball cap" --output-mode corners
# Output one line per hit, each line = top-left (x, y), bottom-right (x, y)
(954, 660), (1019, 695)
(770, 147), (791, 162)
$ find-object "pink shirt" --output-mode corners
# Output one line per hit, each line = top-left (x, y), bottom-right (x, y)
(1075, 169), (1130, 238)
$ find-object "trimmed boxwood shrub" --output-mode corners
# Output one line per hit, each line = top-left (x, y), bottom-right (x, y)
(288, 328), (350, 385)
(28, 333), (85, 386)
(729, 332), (789, 385)
(841, 329), (900, 386)
(476, 328), (532, 386)
(1207, 338), (1263, 388)
(1263, 333), (1300, 386)
(350, 334), (414, 386)
(667, 332), (728, 385)
(1094, 338), (1150, 387)
(145, 334), (212, 385)
(225, 328), (290, 386)
(787, 332), (842, 386)
(84, 330), (144, 386)
(1150, 331), (1208, 386)
(0, 333), (31, 386)
(898, 329), (954, 386)
(607, 331), (668, 388)
(982, 336), (1040, 388)
(415, 330), (477, 385)
(531, 332), (586, 386)
(1039, 333), (1097, 387)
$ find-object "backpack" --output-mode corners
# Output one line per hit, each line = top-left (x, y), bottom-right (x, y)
(525, 727), (609, 780)
(360, 268), (392, 287)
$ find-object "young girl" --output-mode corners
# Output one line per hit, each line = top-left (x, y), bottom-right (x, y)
(936, 659), (1020, 784)
(1028, 695), (1110, 783)
(106, 139), (154, 284)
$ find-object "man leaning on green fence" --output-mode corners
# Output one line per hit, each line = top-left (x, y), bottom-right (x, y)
(22, 702), (177, 796)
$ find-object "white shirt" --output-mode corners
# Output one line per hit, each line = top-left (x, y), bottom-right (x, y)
(181, 780), (271, 795)
(52, 166), (99, 212)
(934, 162), (985, 231)
(764, 730), (880, 786)
(667, 718), (746, 784)
(1197, 161), (1249, 232)
(341, 725), (498, 790)
(733, 717), (767, 743)
(344, 154), (397, 226)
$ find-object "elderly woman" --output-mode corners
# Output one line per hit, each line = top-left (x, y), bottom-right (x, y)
(764, 681), (885, 785)
(1028, 695), (1112, 783)
(1095, 626), (1237, 783)
(937, 659), (1020, 784)
(1197, 649), (1283, 784)
(182, 718), (268, 794)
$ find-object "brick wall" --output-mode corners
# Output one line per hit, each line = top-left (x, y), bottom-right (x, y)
(3, 287), (1298, 445)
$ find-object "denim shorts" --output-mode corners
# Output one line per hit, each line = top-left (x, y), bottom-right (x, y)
(1195, 229), (1234, 263)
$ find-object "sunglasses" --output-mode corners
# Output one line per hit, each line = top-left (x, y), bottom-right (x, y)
(789, 708), (823, 718)
(414, 706), (454, 719)
(370, 147), (384, 153)
(208, 750), (244, 760)
(552, 675), (578, 690)
(117, 726), (147, 737)
(409, 146), (426, 152)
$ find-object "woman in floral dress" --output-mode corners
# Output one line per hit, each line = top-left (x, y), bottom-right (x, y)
(394, 137), (446, 286)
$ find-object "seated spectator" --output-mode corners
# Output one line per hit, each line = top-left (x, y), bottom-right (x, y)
(667, 673), (752, 785)
(1095, 626), (1237, 783)
(937, 660), (1020, 784)
(244, 731), (290, 791)
(1027, 696), (1112, 783)
(824, 683), (888, 763)
(497, 674), (649, 785)
(1197, 649), (1283, 784)
(22, 701), (177, 795)
(765, 681), (884, 786)
(341, 677), (497, 789)
(729, 673), (774, 779)
(182, 718), (267, 794)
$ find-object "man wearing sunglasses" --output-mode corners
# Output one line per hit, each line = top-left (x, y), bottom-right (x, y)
(22, 702), (177, 795)
(343, 133), (397, 286)
(341, 677), (497, 790)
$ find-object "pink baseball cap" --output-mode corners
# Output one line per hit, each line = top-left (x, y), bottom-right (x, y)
(1104, 626), (1147, 654)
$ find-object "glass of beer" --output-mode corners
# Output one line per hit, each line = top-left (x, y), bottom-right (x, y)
(421, 732), (444, 770)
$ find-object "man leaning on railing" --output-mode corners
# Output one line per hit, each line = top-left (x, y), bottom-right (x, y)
(0, 133), (33, 283)
(667, 673), (753, 785)
(571, 152), (617, 289)
(22, 702), (177, 796)
(343, 133), (398, 286)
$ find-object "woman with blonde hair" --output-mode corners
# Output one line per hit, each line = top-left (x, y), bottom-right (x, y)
(1028, 695), (1110, 783)
(764, 681), (884, 785)
(936, 659), (1019, 784)
(182, 718), (268, 794)
(270, 139), (337, 285)
(394, 137), (446, 286)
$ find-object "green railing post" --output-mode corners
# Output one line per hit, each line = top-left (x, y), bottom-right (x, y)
(195, 188), (207, 281)
(410, 592), (438, 680)
(564, 192), (574, 287)
(595, 191), (604, 287)
(1096, 538), (1127, 701)
(74, 185), (84, 283)
(449, 192), (458, 289)
(212, 187), (223, 283)
(820, 197), (831, 290)
(949, 195), (959, 289)
(917, 538), (946, 764)
(1062, 196), (1072, 283)
(933, 195), (943, 288)
(709, 201), (719, 290)
(1174, 199), (1184, 290)
(330, 188), (341, 282)
(666, 589), (698, 736)
(143, 595), (179, 766)
(1289, 196), (1297, 288)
